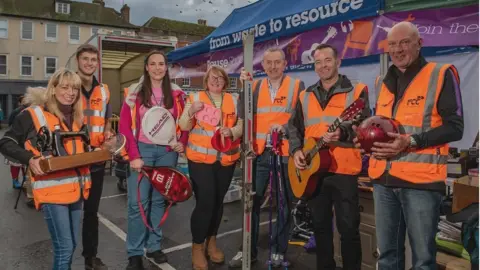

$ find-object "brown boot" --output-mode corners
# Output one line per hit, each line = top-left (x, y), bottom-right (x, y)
(192, 243), (208, 270)
(206, 236), (224, 264)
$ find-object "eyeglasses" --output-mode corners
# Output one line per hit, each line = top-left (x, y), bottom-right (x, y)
(59, 86), (80, 94)
(210, 75), (225, 83)
(388, 39), (412, 49)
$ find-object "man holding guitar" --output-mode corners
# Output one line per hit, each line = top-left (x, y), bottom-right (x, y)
(228, 48), (305, 268)
(287, 44), (370, 270)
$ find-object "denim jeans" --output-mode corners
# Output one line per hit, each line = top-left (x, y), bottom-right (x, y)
(373, 184), (442, 270)
(126, 142), (178, 257)
(42, 200), (83, 270)
(250, 150), (293, 258)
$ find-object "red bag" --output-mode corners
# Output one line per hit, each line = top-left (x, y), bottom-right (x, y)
(211, 128), (241, 153)
(137, 166), (193, 231)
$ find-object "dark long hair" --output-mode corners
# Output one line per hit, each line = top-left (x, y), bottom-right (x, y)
(139, 50), (173, 109)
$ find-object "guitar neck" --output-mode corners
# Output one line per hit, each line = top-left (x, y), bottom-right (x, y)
(310, 118), (342, 155)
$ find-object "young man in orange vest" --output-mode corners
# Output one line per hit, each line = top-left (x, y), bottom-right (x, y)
(228, 48), (305, 268)
(356, 22), (463, 269)
(76, 44), (112, 270)
(288, 44), (370, 270)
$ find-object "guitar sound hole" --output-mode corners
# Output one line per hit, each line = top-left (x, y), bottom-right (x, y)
(305, 154), (311, 166)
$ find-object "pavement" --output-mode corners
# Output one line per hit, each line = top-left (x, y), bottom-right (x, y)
(0, 129), (319, 270)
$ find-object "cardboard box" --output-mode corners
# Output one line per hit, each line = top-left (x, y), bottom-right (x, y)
(452, 175), (479, 213)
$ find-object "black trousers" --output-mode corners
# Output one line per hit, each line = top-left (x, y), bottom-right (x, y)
(82, 167), (105, 258)
(307, 173), (361, 270)
(188, 160), (236, 244)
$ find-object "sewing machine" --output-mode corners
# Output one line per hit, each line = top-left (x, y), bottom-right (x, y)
(34, 125), (125, 174)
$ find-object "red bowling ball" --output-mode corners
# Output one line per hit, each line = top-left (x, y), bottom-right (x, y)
(356, 116), (400, 153)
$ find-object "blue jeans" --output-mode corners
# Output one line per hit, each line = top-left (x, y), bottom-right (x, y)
(373, 184), (442, 270)
(42, 200), (83, 270)
(126, 142), (178, 257)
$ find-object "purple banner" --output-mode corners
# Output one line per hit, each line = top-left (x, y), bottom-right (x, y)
(170, 5), (478, 78)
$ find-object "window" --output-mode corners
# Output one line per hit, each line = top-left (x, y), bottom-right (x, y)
(45, 23), (57, 41)
(0, 19), (8, 38)
(56, 2), (70, 14)
(91, 27), (99, 36)
(229, 78), (237, 89)
(21, 21), (33, 40)
(0, 55), (7, 75)
(20, 56), (33, 76)
(69, 25), (80, 43)
(182, 78), (191, 87)
(45, 57), (57, 77)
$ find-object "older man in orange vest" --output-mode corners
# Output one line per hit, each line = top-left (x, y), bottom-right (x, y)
(76, 44), (112, 270)
(229, 48), (305, 268)
(358, 22), (464, 269)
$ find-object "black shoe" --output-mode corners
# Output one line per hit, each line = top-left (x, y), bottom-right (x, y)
(126, 256), (144, 270)
(26, 199), (34, 209)
(145, 250), (168, 264)
(85, 256), (108, 270)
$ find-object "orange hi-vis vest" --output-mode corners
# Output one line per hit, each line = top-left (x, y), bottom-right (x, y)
(253, 76), (301, 156)
(300, 83), (366, 175)
(82, 84), (110, 147)
(368, 63), (459, 184)
(24, 106), (91, 210)
(122, 88), (183, 140)
(186, 91), (240, 166)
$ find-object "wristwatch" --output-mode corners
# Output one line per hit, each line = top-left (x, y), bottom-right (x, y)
(409, 135), (417, 149)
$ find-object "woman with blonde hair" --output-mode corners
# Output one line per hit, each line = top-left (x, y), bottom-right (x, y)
(0, 68), (91, 269)
(179, 66), (243, 270)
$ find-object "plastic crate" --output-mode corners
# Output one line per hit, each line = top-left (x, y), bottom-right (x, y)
(223, 184), (242, 203)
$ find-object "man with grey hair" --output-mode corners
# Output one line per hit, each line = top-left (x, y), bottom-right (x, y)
(228, 48), (305, 268)
(355, 21), (463, 269)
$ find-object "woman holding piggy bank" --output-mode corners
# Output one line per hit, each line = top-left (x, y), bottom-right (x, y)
(179, 66), (243, 270)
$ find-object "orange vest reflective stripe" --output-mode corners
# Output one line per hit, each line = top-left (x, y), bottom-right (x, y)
(300, 83), (366, 175)
(253, 76), (301, 156)
(25, 106), (91, 210)
(186, 91), (240, 166)
(122, 88), (183, 141)
(82, 84), (110, 147)
(368, 63), (457, 184)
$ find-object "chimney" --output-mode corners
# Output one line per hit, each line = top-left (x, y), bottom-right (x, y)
(121, 4), (130, 22)
(197, 19), (207, 26)
(92, 0), (105, 7)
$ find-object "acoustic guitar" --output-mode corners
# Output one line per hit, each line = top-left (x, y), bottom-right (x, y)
(288, 98), (366, 199)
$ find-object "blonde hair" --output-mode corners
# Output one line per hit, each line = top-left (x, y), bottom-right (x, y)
(45, 68), (84, 127)
(203, 66), (229, 91)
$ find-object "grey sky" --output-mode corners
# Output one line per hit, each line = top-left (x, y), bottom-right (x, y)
(77, 0), (258, 27)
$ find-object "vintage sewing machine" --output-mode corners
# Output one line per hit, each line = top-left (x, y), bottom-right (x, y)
(35, 125), (125, 174)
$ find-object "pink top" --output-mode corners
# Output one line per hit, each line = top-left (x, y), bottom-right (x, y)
(138, 87), (175, 144)
(119, 87), (188, 161)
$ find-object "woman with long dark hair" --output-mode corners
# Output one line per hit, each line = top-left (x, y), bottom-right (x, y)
(119, 50), (188, 269)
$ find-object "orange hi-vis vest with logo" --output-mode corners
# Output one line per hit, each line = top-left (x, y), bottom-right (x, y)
(299, 83), (366, 175)
(82, 84), (110, 148)
(369, 63), (459, 184)
(24, 106), (91, 210)
(253, 76), (301, 156)
(186, 91), (240, 166)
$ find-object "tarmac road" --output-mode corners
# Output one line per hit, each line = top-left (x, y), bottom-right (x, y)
(0, 129), (318, 270)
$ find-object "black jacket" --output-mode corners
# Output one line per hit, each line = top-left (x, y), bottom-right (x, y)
(287, 74), (370, 156)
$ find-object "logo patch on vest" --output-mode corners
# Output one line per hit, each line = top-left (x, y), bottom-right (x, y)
(406, 96), (425, 106)
(91, 98), (103, 106)
(274, 96), (287, 104)
(226, 112), (236, 119)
